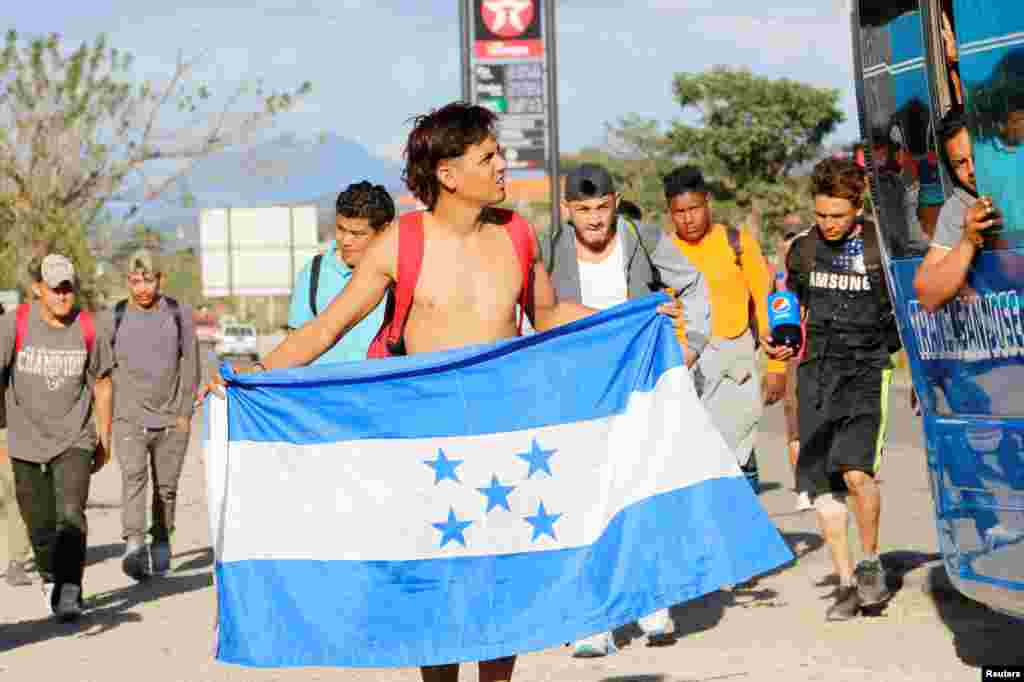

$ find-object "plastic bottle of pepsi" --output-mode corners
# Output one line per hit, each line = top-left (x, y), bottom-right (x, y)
(767, 290), (802, 350)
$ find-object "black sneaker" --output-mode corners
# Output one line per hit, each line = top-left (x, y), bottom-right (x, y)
(854, 559), (890, 605)
(122, 544), (150, 582)
(825, 585), (861, 621)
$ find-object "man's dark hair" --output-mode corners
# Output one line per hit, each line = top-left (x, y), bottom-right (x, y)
(810, 157), (867, 208)
(937, 107), (969, 150)
(662, 166), (708, 201)
(403, 102), (498, 210)
(335, 181), (395, 230)
(617, 199), (643, 222)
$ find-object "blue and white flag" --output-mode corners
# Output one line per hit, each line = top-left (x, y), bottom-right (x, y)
(204, 295), (793, 668)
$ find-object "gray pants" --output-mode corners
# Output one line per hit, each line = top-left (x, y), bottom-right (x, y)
(114, 422), (190, 545)
(696, 331), (763, 467)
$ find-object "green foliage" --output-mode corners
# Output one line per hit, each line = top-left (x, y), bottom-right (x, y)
(670, 66), (845, 191)
(0, 30), (311, 305)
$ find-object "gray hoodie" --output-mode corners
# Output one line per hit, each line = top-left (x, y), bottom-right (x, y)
(539, 216), (711, 357)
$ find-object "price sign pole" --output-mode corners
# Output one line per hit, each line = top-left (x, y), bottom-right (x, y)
(460, 0), (561, 232)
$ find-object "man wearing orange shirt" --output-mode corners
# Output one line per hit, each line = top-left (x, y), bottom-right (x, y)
(658, 167), (787, 490)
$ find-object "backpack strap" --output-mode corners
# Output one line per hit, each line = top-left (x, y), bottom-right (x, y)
(164, 296), (184, 358)
(113, 299), (128, 347)
(308, 254), (324, 317)
(14, 304), (29, 353)
(367, 212), (425, 358)
(503, 212), (536, 333)
(622, 217), (664, 291)
(78, 310), (96, 357)
(726, 225), (743, 269)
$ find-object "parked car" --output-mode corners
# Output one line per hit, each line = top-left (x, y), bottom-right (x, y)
(196, 322), (220, 345)
(215, 323), (259, 360)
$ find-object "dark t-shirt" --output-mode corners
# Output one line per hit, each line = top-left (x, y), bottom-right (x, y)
(787, 227), (892, 368)
(0, 305), (114, 463)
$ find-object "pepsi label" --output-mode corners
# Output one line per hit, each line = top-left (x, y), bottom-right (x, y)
(767, 291), (802, 350)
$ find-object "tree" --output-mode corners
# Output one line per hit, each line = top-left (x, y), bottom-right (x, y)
(669, 66), (844, 240)
(0, 30), (311, 303)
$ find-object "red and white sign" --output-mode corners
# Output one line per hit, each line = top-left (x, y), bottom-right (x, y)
(474, 39), (544, 59)
(481, 0), (535, 38)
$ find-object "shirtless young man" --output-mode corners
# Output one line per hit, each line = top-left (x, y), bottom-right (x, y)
(201, 102), (684, 682)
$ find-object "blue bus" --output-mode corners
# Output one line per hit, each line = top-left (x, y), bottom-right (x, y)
(851, 0), (1024, 617)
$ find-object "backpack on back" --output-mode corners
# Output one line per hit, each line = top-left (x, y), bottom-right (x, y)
(367, 209), (536, 359)
(15, 303), (95, 356)
(792, 220), (902, 353)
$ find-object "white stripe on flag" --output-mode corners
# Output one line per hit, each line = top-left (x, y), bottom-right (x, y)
(212, 365), (737, 562)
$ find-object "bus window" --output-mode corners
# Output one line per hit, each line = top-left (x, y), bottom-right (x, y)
(857, 0), (932, 259)
(954, 1), (1024, 246)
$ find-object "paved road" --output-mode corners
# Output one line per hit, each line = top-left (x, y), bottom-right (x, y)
(1, 344), (1021, 681)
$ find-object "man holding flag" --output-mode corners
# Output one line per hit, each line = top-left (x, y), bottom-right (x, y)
(203, 102), (789, 680)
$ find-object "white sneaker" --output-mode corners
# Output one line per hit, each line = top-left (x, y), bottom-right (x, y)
(41, 582), (55, 614)
(638, 608), (674, 644)
(55, 584), (83, 622)
(796, 491), (813, 511)
(571, 632), (615, 657)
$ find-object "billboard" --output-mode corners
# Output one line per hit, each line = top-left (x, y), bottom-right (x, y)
(199, 206), (320, 298)
(468, 0), (550, 169)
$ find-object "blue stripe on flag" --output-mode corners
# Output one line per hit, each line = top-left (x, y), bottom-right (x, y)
(224, 295), (680, 444)
(214, 475), (793, 668)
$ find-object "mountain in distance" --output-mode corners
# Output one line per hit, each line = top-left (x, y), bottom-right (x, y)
(115, 131), (405, 248)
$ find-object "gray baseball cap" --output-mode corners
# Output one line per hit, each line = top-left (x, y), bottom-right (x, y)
(39, 254), (77, 288)
(564, 163), (616, 201)
(127, 248), (162, 276)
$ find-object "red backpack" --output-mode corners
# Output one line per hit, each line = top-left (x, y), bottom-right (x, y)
(367, 209), (536, 359)
(14, 304), (96, 355)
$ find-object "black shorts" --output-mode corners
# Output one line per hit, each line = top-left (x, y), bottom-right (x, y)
(795, 361), (893, 496)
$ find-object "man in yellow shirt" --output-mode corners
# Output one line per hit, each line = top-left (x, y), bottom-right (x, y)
(660, 166), (787, 490)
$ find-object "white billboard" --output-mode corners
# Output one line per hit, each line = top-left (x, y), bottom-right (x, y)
(200, 206), (321, 297)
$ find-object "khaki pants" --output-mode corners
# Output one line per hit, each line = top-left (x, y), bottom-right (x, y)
(696, 330), (763, 467)
(114, 421), (190, 545)
(0, 431), (32, 565)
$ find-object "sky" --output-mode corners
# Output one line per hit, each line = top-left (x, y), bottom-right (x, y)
(7, 0), (858, 164)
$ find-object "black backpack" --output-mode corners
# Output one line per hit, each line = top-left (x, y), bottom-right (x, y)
(724, 226), (762, 348)
(791, 220), (902, 353)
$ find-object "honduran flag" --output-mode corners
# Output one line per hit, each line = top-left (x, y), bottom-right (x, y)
(204, 294), (792, 668)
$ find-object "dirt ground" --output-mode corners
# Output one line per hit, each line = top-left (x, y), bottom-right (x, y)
(1, 351), (1021, 681)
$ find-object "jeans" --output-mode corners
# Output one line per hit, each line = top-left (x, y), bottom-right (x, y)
(12, 448), (92, 590)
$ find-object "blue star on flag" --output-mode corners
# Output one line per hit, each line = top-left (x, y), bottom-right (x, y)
(432, 507), (473, 548)
(524, 501), (562, 542)
(424, 448), (463, 484)
(477, 474), (516, 513)
(516, 438), (556, 479)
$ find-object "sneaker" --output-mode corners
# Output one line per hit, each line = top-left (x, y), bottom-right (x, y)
(122, 542), (150, 582)
(571, 632), (615, 658)
(41, 581), (55, 614)
(55, 584), (83, 622)
(639, 608), (674, 645)
(6, 560), (32, 587)
(150, 542), (171, 577)
(854, 559), (890, 605)
(825, 585), (861, 621)
(795, 491), (813, 512)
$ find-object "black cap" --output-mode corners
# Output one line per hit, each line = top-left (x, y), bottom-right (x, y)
(564, 163), (615, 201)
